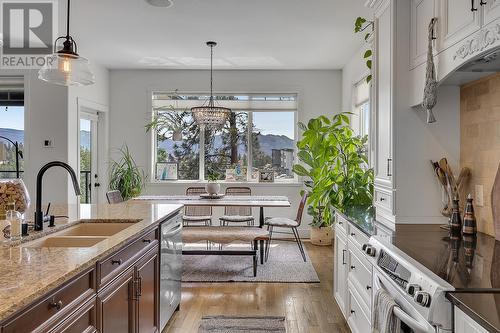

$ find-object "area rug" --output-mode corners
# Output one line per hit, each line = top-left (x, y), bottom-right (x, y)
(198, 315), (286, 333)
(182, 240), (320, 282)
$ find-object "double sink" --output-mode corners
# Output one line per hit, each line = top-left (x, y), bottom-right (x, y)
(23, 223), (135, 248)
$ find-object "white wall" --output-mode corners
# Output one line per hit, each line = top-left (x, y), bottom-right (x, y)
(109, 69), (342, 236)
(0, 62), (109, 210)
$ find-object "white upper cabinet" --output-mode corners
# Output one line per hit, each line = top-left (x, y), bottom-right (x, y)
(438, 0), (481, 52)
(410, 0), (437, 69)
(374, 0), (393, 187)
(483, 0), (500, 25)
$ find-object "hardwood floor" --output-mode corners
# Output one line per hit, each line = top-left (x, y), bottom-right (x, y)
(163, 241), (350, 333)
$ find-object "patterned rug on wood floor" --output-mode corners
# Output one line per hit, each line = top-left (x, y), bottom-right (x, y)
(182, 240), (320, 282)
(198, 315), (286, 333)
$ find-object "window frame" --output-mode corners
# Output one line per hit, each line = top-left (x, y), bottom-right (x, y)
(351, 75), (372, 166)
(148, 91), (299, 184)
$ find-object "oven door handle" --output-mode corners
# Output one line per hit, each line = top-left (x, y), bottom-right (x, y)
(373, 275), (431, 333)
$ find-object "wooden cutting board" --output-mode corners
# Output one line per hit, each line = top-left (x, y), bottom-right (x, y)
(492, 163), (500, 241)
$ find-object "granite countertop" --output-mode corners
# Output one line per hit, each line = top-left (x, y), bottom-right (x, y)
(337, 206), (376, 236)
(446, 292), (500, 333)
(0, 201), (183, 322)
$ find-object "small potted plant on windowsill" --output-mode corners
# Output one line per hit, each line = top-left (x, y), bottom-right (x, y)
(206, 170), (221, 195)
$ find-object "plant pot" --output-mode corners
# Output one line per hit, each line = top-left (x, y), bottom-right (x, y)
(205, 182), (220, 195)
(310, 226), (332, 246)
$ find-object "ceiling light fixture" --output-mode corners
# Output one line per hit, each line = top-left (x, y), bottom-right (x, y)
(38, 0), (94, 86)
(145, 0), (173, 7)
(191, 41), (231, 129)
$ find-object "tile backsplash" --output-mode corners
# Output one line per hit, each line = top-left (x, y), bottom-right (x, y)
(461, 73), (500, 236)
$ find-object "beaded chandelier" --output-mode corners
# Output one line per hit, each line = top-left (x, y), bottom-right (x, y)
(191, 41), (231, 129)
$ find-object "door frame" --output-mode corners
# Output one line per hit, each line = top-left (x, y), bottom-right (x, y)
(77, 98), (109, 204)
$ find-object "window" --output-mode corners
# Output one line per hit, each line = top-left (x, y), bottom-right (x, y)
(0, 84), (24, 179)
(151, 93), (297, 182)
(353, 78), (370, 162)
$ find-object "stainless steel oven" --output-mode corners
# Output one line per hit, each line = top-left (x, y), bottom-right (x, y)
(159, 212), (182, 331)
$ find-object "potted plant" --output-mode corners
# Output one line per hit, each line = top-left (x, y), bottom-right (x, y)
(109, 145), (146, 200)
(205, 170), (221, 195)
(293, 113), (374, 246)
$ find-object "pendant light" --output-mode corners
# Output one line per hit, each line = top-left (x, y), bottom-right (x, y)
(191, 41), (231, 129)
(38, 0), (94, 86)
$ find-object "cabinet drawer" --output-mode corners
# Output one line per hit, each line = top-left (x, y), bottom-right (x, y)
(348, 247), (372, 307)
(97, 228), (158, 287)
(1, 269), (95, 333)
(347, 284), (371, 333)
(347, 225), (370, 251)
(50, 297), (97, 333)
(374, 189), (392, 211)
(335, 213), (348, 235)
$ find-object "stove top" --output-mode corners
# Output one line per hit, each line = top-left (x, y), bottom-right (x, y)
(390, 224), (500, 290)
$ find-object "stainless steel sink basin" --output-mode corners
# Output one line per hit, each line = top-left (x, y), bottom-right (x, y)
(56, 223), (135, 237)
(24, 236), (107, 248)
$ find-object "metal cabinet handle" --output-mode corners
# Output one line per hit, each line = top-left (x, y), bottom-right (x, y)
(342, 249), (346, 265)
(387, 158), (392, 177)
(111, 259), (122, 265)
(471, 0), (478, 11)
(480, 0), (487, 5)
(350, 265), (356, 269)
(380, 197), (386, 202)
(49, 299), (63, 310)
(142, 239), (152, 244)
(350, 310), (355, 314)
(338, 221), (343, 225)
(366, 285), (372, 290)
(351, 232), (356, 237)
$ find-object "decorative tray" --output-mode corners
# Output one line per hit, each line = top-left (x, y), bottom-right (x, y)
(199, 193), (225, 199)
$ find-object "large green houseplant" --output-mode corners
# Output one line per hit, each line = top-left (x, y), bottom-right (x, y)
(293, 113), (374, 245)
(109, 145), (146, 200)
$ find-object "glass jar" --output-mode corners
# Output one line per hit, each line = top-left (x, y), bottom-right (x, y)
(0, 179), (30, 214)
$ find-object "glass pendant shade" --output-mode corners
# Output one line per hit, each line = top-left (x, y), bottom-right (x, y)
(38, 53), (95, 86)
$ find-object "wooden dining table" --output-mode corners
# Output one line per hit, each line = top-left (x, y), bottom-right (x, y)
(134, 195), (291, 227)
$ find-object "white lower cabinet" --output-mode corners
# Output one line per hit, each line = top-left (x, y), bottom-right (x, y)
(333, 213), (373, 332)
(333, 224), (348, 317)
(454, 307), (488, 333)
(347, 282), (372, 333)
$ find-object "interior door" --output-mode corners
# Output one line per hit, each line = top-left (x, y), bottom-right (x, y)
(79, 111), (99, 204)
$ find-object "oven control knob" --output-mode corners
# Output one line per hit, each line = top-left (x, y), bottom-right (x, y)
(406, 284), (421, 296)
(366, 246), (376, 257)
(362, 244), (369, 251)
(414, 291), (431, 307)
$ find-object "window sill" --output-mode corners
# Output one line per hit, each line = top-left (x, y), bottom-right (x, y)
(147, 180), (303, 187)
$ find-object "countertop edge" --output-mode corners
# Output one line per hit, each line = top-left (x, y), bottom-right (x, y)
(446, 292), (500, 333)
(0, 205), (183, 322)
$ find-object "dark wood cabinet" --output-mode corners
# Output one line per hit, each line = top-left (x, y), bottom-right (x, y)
(97, 267), (136, 333)
(135, 248), (159, 333)
(0, 225), (162, 333)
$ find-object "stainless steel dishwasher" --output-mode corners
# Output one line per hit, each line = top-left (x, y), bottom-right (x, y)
(159, 212), (182, 331)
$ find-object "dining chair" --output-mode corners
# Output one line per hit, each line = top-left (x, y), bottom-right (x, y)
(182, 187), (212, 226)
(106, 190), (124, 204)
(265, 193), (308, 262)
(220, 187), (255, 226)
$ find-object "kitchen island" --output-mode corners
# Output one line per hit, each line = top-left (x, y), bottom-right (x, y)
(0, 201), (183, 332)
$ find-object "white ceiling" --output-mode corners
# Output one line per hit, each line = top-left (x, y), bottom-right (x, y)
(71, 0), (371, 70)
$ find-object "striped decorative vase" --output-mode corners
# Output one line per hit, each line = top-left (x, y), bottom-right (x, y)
(462, 194), (477, 235)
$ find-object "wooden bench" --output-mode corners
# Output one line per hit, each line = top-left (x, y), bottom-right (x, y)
(182, 227), (270, 277)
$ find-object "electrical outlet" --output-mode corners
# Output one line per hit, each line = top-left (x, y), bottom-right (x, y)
(42, 139), (54, 148)
(475, 185), (484, 207)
